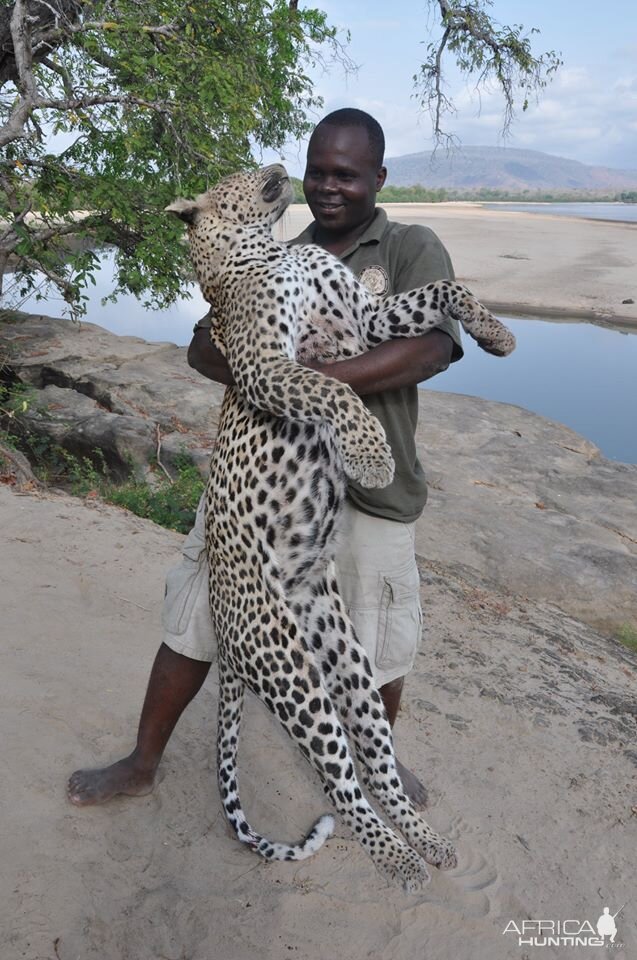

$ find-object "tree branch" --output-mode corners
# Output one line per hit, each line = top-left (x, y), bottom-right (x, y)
(0, 0), (37, 148)
(433, 25), (451, 137)
(35, 19), (181, 50)
(40, 54), (74, 98)
(0, 0), (81, 88)
(416, 0), (562, 145)
(0, 169), (32, 245)
(15, 252), (77, 301)
(34, 91), (168, 111)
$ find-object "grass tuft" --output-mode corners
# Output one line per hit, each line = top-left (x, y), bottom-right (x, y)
(616, 623), (637, 653)
(1, 381), (205, 533)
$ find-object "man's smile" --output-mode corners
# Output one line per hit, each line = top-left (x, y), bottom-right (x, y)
(316, 200), (345, 211)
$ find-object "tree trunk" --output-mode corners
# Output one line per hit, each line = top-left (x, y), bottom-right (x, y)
(0, 0), (82, 89)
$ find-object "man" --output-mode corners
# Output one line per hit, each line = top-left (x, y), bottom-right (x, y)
(67, 108), (463, 808)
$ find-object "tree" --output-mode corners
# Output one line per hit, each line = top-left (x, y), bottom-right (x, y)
(0, 0), (560, 314)
(417, 1), (562, 146)
(0, 0), (342, 310)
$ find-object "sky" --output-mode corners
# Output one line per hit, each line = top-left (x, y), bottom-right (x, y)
(262, 0), (637, 177)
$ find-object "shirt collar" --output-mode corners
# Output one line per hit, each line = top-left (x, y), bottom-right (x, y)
(293, 207), (387, 256)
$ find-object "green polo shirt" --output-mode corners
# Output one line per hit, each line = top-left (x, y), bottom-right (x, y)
(289, 208), (463, 522)
(195, 208), (464, 522)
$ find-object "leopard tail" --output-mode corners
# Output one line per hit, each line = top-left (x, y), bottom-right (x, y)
(217, 655), (335, 861)
(242, 813), (336, 862)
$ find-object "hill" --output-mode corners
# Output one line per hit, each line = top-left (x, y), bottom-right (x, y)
(385, 146), (637, 193)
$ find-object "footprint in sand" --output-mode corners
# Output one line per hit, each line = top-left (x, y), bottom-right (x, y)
(412, 810), (501, 918)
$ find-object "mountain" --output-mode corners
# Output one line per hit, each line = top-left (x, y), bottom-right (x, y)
(384, 146), (637, 193)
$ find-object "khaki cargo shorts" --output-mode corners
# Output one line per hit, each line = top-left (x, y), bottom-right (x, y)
(163, 496), (423, 687)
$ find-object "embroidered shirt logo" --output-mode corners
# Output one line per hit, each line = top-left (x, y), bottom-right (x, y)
(358, 265), (389, 295)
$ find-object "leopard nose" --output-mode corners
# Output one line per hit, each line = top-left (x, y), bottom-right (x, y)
(262, 173), (288, 202)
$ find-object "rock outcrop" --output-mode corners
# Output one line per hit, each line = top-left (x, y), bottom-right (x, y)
(0, 312), (222, 481)
(1, 310), (636, 634)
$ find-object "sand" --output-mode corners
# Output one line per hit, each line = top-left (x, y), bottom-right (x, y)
(2, 484), (635, 960)
(2, 206), (637, 959)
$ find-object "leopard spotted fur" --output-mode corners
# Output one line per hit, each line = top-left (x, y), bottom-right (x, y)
(167, 165), (514, 890)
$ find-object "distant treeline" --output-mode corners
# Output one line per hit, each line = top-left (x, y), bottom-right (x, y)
(290, 177), (637, 204)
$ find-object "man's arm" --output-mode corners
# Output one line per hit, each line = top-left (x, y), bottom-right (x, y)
(188, 324), (452, 396)
(187, 327), (235, 385)
(305, 331), (453, 397)
(188, 318), (453, 397)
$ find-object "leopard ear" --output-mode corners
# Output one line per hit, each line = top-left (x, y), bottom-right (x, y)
(165, 198), (200, 224)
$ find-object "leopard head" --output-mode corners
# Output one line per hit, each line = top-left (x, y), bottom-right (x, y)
(166, 164), (293, 300)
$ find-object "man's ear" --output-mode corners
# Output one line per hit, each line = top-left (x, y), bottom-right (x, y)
(165, 198), (200, 224)
(376, 166), (388, 192)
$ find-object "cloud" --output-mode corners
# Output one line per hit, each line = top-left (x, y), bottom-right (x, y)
(418, 64), (637, 169)
(511, 67), (636, 168)
(263, 25), (637, 174)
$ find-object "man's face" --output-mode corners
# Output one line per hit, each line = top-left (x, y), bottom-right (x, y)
(303, 124), (386, 237)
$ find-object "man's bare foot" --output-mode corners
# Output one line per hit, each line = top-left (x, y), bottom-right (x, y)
(396, 759), (428, 809)
(67, 755), (156, 806)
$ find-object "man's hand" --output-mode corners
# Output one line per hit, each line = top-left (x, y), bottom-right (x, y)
(301, 331), (453, 397)
(187, 327), (235, 385)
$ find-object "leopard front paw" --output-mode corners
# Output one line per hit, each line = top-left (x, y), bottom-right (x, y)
(342, 443), (395, 489)
(475, 329), (516, 357)
(469, 317), (516, 357)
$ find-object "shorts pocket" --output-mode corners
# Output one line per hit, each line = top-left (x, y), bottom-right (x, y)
(162, 530), (207, 637)
(375, 561), (422, 673)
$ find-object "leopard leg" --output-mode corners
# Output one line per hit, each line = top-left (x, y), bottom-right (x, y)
(218, 587), (431, 891)
(221, 280), (394, 489)
(361, 280), (515, 357)
(292, 576), (457, 871)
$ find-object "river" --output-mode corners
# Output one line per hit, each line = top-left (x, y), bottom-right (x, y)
(426, 314), (637, 464)
(15, 256), (632, 464)
(481, 201), (637, 223)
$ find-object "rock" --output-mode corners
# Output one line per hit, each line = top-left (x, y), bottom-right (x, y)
(0, 440), (40, 488)
(1, 310), (636, 634)
(622, 297), (635, 304)
(20, 383), (158, 481)
(414, 390), (637, 633)
(0, 312), (222, 480)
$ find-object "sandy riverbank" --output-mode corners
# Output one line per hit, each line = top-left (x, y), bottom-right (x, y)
(2, 482), (636, 960)
(2, 201), (636, 959)
(2, 390), (636, 958)
(276, 203), (637, 327)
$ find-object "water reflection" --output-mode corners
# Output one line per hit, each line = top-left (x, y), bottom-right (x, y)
(2, 248), (208, 347)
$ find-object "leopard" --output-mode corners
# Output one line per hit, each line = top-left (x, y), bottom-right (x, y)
(166, 164), (515, 891)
